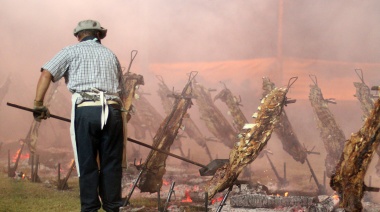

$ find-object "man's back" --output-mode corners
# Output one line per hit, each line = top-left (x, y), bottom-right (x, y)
(43, 38), (122, 95)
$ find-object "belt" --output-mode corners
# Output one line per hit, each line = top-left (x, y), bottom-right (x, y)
(77, 100), (119, 107)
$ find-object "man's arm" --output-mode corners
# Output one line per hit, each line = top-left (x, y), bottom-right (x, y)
(33, 69), (53, 121)
(35, 69), (53, 102)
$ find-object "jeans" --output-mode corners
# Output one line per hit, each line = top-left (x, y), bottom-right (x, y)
(75, 105), (123, 212)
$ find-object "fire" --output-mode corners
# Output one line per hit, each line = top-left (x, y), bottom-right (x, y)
(12, 149), (30, 163)
(211, 196), (223, 204)
(181, 189), (193, 203)
(331, 194), (340, 205)
(273, 192), (289, 197)
(162, 179), (169, 186)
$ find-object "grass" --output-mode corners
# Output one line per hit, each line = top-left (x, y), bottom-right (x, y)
(0, 171), (199, 212)
(0, 172), (85, 212)
(0, 165), (165, 212)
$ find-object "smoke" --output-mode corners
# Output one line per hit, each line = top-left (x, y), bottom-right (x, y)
(1, 0), (380, 198)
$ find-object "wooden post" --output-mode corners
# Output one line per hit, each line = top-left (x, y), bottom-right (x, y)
(32, 155), (40, 183)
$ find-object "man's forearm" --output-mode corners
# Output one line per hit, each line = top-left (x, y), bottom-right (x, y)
(35, 70), (53, 102)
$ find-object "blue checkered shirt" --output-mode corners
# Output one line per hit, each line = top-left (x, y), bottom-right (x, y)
(42, 38), (124, 101)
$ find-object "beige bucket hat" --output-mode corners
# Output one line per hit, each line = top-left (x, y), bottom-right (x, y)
(73, 20), (107, 39)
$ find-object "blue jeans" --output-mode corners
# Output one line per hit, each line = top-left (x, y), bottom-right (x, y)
(75, 105), (123, 212)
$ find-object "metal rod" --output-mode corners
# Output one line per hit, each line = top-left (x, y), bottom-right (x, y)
(265, 152), (285, 185)
(7, 102), (210, 170)
(157, 184), (161, 211)
(127, 137), (207, 169)
(216, 186), (233, 212)
(122, 168), (144, 206)
(205, 192), (208, 212)
(7, 102), (71, 123)
(305, 157), (325, 194)
(60, 160), (75, 190)
(163, 182), (176, 212)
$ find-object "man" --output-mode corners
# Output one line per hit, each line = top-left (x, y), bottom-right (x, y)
(34, 20), (125, 212)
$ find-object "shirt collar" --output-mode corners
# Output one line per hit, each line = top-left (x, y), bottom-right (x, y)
(80, 36), (101, 44)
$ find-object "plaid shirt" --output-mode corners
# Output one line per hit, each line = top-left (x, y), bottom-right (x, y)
(42, 38), (124, 100)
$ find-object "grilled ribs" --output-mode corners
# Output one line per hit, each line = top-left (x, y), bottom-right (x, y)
(205, 80), (295, 199)
(308, 76), (345, 177)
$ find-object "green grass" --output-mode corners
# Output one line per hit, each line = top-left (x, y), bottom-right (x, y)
(0, 172), (84, 212)
(0, 169), (161, 212)
(0, 162), (207, 211)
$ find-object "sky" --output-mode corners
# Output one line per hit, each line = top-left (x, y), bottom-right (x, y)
(1, 0), (380, 192)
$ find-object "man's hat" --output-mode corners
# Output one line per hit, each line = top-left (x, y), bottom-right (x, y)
(73, 20), (107, 39)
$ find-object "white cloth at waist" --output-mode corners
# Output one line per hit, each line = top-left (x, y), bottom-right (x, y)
(77, 100), (119, 107)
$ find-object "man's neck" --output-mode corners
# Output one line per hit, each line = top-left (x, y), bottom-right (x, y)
(80, 36), (101, 43)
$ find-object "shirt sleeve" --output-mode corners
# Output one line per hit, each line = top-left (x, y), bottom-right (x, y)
(41, 48), (71, 82)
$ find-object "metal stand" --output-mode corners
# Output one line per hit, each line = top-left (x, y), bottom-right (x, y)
(205, 192), (209, 212)
(162, 182), (176, 212)
(216, 186), (233, 212)
(57, 160), (75, 190)
(305, 157), (326, 195)
(265, 151), (288, 187)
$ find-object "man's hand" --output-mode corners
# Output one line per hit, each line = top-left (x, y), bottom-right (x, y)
(33, 100), (50, 121)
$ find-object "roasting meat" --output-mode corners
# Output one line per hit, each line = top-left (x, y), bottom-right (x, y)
(193, 80), (237, 148)
(352, 70), (380, 177)
(137, 74), (195, 193)
(308, 76), (345, 177)
(213, 83), (248, 131)
(120, 72), (144, 166)
(205, 81), (294, 199)
(121, 72), (144, 120)
(157, 76), (213, 161)
(330, 97), (380, 211)
(262, 77), (307, 163)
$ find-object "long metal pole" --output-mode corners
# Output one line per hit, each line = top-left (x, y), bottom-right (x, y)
(163, 182), (176, 212)
(7, 102), (71, 123)
(127, 137), (207, 169)
(7, 102), (209, 169)
(305, 157), (326, 194)
(216, 186), (233, 212)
